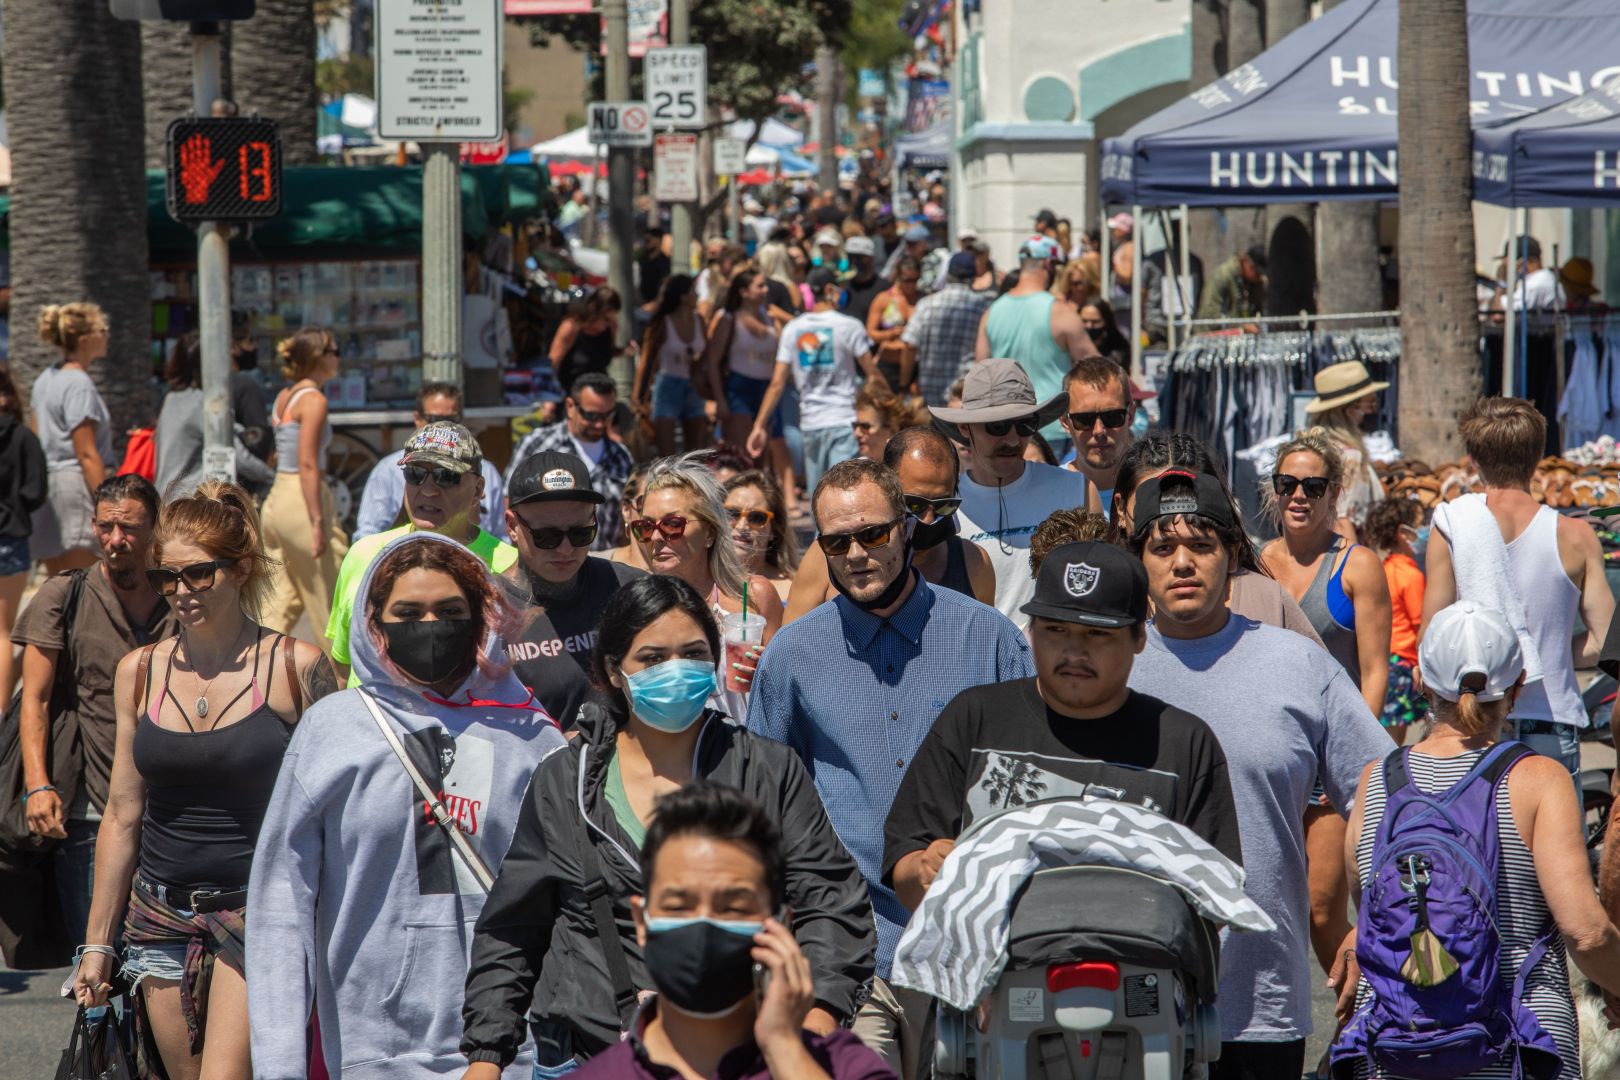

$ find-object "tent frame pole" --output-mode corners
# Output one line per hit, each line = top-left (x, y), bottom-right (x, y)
(1160, 209), (1177, 352)
(1180, 204), (1192, 343)
(1130, 204), (1144, 377)
(1100, 203), (1113, 302)
(1504, 212), (1520, 398)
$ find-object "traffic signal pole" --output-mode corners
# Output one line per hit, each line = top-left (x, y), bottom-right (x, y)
(604, 0), (636, 361)
(193, 21), (236, 484)
(668, 0), (693, 272)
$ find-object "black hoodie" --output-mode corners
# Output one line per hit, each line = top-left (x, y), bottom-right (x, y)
(0, 414), (46, 539)
(461, 704), (877, 1070)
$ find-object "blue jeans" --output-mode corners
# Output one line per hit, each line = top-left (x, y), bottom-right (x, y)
(650, 373), (707, 421)
(725, 371), (784, 437)
(533, 1060), (580, 1078)
(1513, 718), (1581, 778)
(802, 424), (860, 497)
(53, 817), (98, 942)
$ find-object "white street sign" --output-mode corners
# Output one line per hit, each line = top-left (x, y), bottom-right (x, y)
(713, 137), (747, 176)
(654, 133), (700, 202)
(589, 101), (653, 147)
(645, 45), (707, 130)
(375, 0), (503, 142)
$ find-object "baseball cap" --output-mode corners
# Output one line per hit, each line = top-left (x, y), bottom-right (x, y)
(807, 266), (841, 292)
(813, 228), (843, 247)
(400, 421), (482, 475)
(508, 450), (604, 506)
(844, 235), (876, 258)
(946, 250), (979, 281)
(1033, 208), (1059, 229)
(1107, 211), (1134, 233)
(1021, 541), (1148, 628)
(957, 226), (979, 243)
(1019, 235), (1064, 262)
(1419, 601), (1525, 703)
(1129, 469), (1236, 540)
(904, 224), (931, 243)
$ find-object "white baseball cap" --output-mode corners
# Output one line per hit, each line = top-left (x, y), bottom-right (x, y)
(844, 235), (876, 257)
(1418, 601), (1525, 703)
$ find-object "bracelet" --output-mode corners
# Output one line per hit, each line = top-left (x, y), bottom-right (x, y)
(21, 784), (57, 804)
(75, 944), (118, 959)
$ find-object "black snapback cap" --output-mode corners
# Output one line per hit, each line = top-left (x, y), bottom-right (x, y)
(1021, 541), (1148, 628)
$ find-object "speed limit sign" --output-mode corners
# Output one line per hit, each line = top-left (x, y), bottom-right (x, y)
(645, 45), (707, 130)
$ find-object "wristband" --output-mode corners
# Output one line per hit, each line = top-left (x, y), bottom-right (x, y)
(21, 784), (57, 804)
(75, 944), (118, 959)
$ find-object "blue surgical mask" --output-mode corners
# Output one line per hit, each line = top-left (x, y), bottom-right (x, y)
(621, 659), (717, 733)
(1410, 524), (1431, 567)
(1130, 409), (1150, 440)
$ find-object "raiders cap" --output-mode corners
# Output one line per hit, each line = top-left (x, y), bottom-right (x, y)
(1021, 541), (1148, 628)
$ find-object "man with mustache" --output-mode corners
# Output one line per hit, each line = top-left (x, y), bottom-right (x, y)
(885, 539), (1240, 912)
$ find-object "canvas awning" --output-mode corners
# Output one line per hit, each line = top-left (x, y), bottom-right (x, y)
(1473, 76), (1620, 207)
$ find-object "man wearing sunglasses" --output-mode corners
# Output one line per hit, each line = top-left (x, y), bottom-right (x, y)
(352, 382), (507, 540)
(932, 359), (1095, 633)
(1057, 357), (1147, 515)
(506, 372), (632, 551)
(749, 458), (1031, 1079)
(326, 422), (517, 685)
(502, 450), (644, 728)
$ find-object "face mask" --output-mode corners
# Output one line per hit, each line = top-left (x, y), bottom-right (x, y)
(828, 519), (916, 612)
(911, 512), (957, 551)
(1085, 326), (1106, 344)
(621, 659), (716, 733)
(1408, 525), (1431, 562)
(642, 916), (763, 1018)
(1129, 409), (1150, 440)
(235, 344), (258, 370)
(381, 618), (477, 686)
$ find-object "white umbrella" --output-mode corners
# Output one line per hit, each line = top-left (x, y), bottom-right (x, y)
(527, 126), (597, 160)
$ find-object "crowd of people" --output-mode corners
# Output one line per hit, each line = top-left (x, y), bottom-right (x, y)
(8, 209), (1620, 1080)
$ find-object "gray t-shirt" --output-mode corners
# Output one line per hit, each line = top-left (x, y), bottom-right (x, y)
(31, 364), (112, 470)
(1129, 614), (1392, 1043)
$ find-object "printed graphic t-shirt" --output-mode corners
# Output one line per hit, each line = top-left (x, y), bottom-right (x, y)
(776, 309), (874, 432)
(957, 462), (1090, 631)
(882, 680), (1240, 884)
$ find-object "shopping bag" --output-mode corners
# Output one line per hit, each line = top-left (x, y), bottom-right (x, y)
(54, 1005), (136, 1080)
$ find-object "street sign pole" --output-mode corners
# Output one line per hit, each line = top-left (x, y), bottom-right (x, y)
(605, 0), (636, 385)
(422, 144), (463, 387)
(668, 0), (693, 272)
(192, 21), (235, 484)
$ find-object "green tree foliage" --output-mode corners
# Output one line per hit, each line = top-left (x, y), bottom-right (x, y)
(317, 53), (375, 99)
(517, 0), (852, 127)
(842, 0), (910, 93)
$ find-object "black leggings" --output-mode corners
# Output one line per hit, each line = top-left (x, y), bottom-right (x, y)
(1211, 1039), (1307, 1080)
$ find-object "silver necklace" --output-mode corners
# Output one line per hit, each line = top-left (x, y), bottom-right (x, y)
(182, 628), (247, 719)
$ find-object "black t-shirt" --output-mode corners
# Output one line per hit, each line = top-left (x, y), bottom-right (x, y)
(842, 274), (889, 328)
(506, 558), (646, 729)
(765, 278), (799, 315)
(882, 680), (1242, 885)
(638, 251), (671, 305)
(1599, 613), (1620, 681)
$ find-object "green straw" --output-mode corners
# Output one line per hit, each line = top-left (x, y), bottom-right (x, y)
(742, 581), (749, 637)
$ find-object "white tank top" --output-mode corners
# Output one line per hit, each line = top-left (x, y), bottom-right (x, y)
(656, 315), (705, 381)
(727, 309), (778, 381)
(1505, 506), (1586, 725)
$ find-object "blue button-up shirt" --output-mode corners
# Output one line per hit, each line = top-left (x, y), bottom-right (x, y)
(747, 576), (1033, 977)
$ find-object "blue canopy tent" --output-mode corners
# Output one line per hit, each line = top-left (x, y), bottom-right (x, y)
(1474, 77), (1620, 208)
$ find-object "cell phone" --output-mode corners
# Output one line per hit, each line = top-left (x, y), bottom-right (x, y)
(753, 961), (770, 1000)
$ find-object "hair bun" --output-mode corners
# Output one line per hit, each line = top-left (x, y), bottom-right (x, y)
(37, 305), (63, 346)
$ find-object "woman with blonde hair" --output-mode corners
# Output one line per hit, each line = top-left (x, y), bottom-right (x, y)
(722, 470), (800, 601)
(1051, 254), (1101, 310)
(1304, 359), (1390, 537)
(631, 452), (784, 715)
(31, 302), (114, 572)
(73, 481), (334, 1080)
(756, 241), (803, 315)
(259, 327), (348, 643)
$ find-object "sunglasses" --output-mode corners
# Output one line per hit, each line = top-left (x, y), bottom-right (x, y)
(817, 518), (902, 557)
(517, 519), (598, 550)
(726, 506), (775, 530)
(629, 513), (688, 542)
(852, 420), (881, 434)
(1067, 408), (1130, 431)
(146, 559), (234, 597)
(403, 464), (466, 488)
(903, 494), (961, 518)
(419, 412), (463, 425)
(981, 417), (1039, 438)
(571, 403), (614, 423)
(1272, 474), (1332, 500)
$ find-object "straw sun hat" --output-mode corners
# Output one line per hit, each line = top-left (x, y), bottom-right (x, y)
(1304, 360), (1389, 415)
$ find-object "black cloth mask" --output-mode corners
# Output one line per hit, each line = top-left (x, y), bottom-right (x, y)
(642, 918), (760, 1017)
(235, 343), (259, 370)
(911, 512), (957, 551)
(380, 618), (477, 686)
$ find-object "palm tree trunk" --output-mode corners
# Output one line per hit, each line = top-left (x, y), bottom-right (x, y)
(1188, 0), (1266, 270)
(1316, 0), (1382, 316)
(142, 21), (199, 171)
(5, 0), (151, 449)
(232, 0), (319, 165)
(1264, 0), (1314, 315)
(1397, 0), (1479, 462)
(816, 46), (841, 192)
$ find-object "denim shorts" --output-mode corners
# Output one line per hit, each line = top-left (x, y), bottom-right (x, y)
(725, 371), (783, 437)
(651, 373), (708, 422)
(122, 939), (188, 986)
(0, 535), (27, 577)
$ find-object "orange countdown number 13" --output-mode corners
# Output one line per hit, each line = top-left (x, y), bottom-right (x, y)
(239, 142), (273, 202)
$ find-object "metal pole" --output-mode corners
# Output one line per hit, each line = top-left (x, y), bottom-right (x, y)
(193, 23), (235, 484)
(604, 0), (636, 386)
(1159, 210), (1177, 352)
(422, 142), (464, 387)
(668, 0), (694, 272)
(1180, 203), (1192, 340)
(1503, 213), (1519, 398)
(1129, 205), (1144, 377)
(728, 177), (739, 243)
(1100, 205), (1113, 303)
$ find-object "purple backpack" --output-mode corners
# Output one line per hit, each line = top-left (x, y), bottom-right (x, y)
(1331, 743), (1562, 1080)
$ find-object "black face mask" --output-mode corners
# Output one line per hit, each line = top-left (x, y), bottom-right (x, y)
(828, 520), (916, 612)
(642, 918), (760, 1017)
(236, 344), (259, 370)
(380, 618), (477, 686)
(1085, 326), (1106, 344)
(911, 512), (957, 551)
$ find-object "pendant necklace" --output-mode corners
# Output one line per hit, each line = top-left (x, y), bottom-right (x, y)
(183, 628), (242, 720)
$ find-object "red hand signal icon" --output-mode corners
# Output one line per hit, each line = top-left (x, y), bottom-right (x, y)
(178, 133), (224, 205)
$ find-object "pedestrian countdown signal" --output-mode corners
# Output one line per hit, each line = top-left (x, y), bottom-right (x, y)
(164, 117), (283, 225)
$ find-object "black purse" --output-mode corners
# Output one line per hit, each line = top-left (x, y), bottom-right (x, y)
(54, 1004), (137, 1080)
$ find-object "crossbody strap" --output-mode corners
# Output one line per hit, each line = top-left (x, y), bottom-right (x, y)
(571, 803), (640, 1028)
(358, 689), (494, 893)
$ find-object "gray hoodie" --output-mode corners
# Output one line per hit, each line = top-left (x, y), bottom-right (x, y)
(247, 532), (567, 1079)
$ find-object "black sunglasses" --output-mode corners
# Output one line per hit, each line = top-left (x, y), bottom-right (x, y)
(571, 401), (614, 423)
(516, 519), (598, 550)
(1067, 408), (1130, 431)
(403, 464), (466, 488)
(982, 417), (1038, 438)
(902, 494), (961, 519)
(146, 559), (234, 596)
(817, 518), (902, 557)
(1272, 474), (1332, 500)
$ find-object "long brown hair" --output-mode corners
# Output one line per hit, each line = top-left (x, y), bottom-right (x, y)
(154, 480), (275, 614)
(0, 367), (22, 419)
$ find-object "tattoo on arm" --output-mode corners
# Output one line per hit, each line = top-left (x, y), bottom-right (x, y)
(302, 654), (340, 706)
